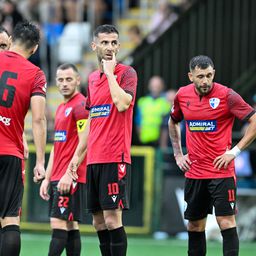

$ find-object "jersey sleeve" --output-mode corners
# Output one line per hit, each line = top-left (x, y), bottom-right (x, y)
(73, 98), (89, 133)
(227, 89), (255, 121)
(170, 90), (183, 123)
(120, 66), (137, 99)
(31, 70), (47, 97)
(73, 98), (89, 121)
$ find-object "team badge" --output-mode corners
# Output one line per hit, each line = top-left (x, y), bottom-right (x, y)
(65, 107), (72, 117)
(209, 98), (220, 109)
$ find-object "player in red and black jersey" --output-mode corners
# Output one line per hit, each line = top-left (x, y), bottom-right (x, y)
(169, 55), (256, 256)
(67, 25), (137, 256)
(40, 63), (89, 256)
(0, 21), (47, 256)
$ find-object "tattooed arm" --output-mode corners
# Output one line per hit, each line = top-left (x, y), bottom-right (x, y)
(168, 117), (191, 172)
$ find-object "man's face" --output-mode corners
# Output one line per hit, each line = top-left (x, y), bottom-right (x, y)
(56, 68), (80, 99)
(188, 66), (215, 96)
(0, 31), (11, 51)
(91, 32), (120, 62)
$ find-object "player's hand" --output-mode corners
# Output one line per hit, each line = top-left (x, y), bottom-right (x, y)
(67, 156), (79, 180)
(40, 178), (50, 201)
(57, 173), (72, 195)
(33, 163), (45, 183)
(175, 154), (191, 172)
(102, 53), (116, 76)
(213, 152), (235, 170)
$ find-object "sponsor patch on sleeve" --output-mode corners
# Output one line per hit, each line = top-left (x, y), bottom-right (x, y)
(187, 120), (217, 132)
(76, 119), (87, 132)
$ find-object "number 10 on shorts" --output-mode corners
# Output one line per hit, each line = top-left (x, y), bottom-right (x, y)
(108, 183), (119, 195)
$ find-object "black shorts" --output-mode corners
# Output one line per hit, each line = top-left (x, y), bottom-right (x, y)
(0, 155), (24, 218)
(184, 177), (237, 221)
(49, 181), (86, 222)
(86, 163), (131, 213)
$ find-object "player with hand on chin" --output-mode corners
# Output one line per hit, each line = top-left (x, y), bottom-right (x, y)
(68, 24), (137, 256)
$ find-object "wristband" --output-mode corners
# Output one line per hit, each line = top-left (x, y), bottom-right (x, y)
(225, 146), (241, 158)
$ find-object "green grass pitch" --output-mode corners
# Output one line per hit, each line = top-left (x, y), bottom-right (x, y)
(21, 233), (256, 255)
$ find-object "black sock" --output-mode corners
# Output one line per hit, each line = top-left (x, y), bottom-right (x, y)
(188, 231), (206, 256)
(97, 229), (111, 256)
(66, 230), (81, 256)
(48, 229), (68, 256)
(221, 227), (239, 256)
(109, 226), (127, 256)
(1, 225), (21, 256)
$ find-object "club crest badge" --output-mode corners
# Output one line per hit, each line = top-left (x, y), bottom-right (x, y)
(209, 98), (220, 109)
(65, 107), (72, 117)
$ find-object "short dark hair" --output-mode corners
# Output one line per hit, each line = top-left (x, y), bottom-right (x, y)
(12, 21), (40, 50)
(0, 26), (10, 36)
(57, 63), (79, 74)
(189, 55), (214, 71)
(93, 24), (119, 38)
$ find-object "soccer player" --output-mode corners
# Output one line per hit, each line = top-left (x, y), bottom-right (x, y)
(40, 63), (89, 256)
(67, 24), (137, 256)
(168, 55), (256, 256)
(0, 21), (47, 256)
(0, 26), (29, 160)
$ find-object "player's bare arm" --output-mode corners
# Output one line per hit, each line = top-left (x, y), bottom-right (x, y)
(40, 147), (54, 200)
(168, 117), (191, 172)
(214, 113), (256, 169)
(31, 95), (46, 182)
(103, 54), (132, 112)
(23, 132), (29, 160)
(67, 117), (91, 180)
(57, 118), (88, 194)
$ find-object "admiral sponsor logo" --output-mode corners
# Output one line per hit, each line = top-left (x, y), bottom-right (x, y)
(54, 130), (67, 142)
(0, 115), (11, 126)
(90, 104), (111, 118)
(187, 120), (217, 132)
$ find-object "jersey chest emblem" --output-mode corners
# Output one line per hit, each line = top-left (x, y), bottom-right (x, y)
(65, 107), (72, 117)
(209, 98), (220, 109)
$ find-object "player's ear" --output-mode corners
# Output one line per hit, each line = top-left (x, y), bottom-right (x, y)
(31, 44), (38, 55)
(91, 41), (96, 51)
(188, 72), (193, 82)
(212, 69), (216, 79)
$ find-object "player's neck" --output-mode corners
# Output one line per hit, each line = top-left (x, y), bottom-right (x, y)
(9, 45), (31, 59)
(63, 91), (78, 103)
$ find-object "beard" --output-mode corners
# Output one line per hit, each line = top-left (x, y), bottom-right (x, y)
(195, 84), (212, 95)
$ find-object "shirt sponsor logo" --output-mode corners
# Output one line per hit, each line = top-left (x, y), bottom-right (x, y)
(65, 107), (72, 117)
(90, 104), (111, 118)
(209, 98), (220, 109)
(187, 120), (217, 132)
(0, 115), (11, 126)
(54, 130), (67, 142)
